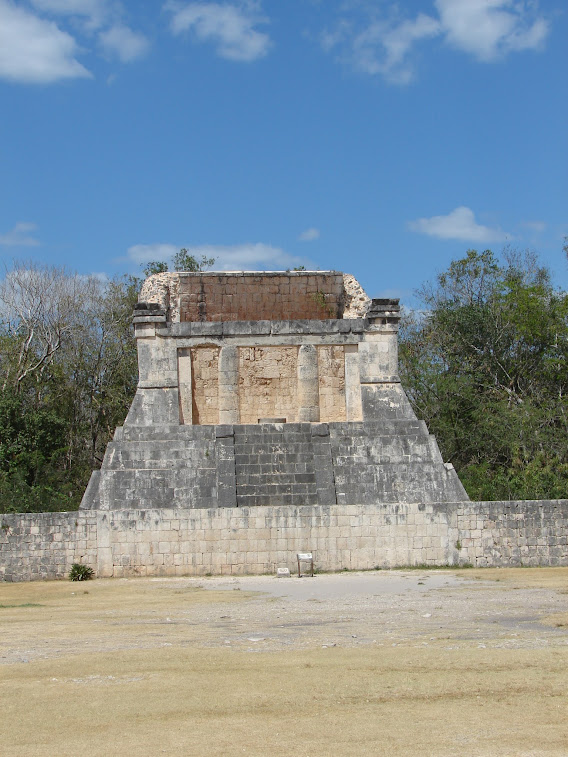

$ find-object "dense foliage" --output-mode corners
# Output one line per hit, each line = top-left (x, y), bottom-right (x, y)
(399, 248), (568, 500)
(0, 248), (566, 512)
(0, 262), (139, 513)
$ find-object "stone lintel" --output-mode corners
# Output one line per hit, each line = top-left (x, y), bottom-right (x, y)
(162, 318), (367, 340)
(133, 315), (167, 324)
(158, 334), (365, 350)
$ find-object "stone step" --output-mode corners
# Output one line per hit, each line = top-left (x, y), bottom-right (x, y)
(334, 462), (467, 504)
(236, 492), (320, 507)
(121, 425), (216, 442)
(330, 420), (428, 437)
(234, 424), (319, 507)
(119, 419), (430, 442)
(101, 441), (217, 471)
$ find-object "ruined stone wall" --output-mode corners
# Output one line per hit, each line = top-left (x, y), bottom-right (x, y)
(133, 274), (398, 429)
(0, 512), (100, 582)
(139, 272), (181, 322)
(83, 414), (468, 511)
(318, 346), (347, 423)
(177, 272), (345, 323)
(238, 346), (299, 423)
(456, 500), (568, 567)
(139, 271), (369, 324)
(2, 500), (567, 581)
(190, 346), (220, 425)
(342, 274), (371, 319)
(92, 279), (467, 512)
(177, 344), (349, 426)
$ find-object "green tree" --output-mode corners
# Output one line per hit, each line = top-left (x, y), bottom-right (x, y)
(53, 274), (139, 479)
(173, 249), (216, 272)
(142, 249), (217, 277)
(0, 263), (140, 513)
(0, 260), (98, 391)
(142, 261), (169, 277)
(400, 248), (568, 500)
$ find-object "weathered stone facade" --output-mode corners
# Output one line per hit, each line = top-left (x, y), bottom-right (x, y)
(2, 270), (567, 581)
(80, 271), (468, 511)
(2, 500), (568, 581)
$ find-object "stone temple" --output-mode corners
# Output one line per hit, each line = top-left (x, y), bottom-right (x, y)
(81, 271), (467, 511)
(5, 270), (565, 583)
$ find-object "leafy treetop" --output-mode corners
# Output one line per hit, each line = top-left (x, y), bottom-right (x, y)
(143, 249), (216, 278)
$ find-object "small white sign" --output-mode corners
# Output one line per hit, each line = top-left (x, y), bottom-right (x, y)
(297, 553), (313, 561)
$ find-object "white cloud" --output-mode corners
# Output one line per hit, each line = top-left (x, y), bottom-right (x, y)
(34, 1), (151, 62)
(321, 0), (548, 83)
(99, 25), (150, 62)
(298, 227), (320, 242)
(408, 206), (510, 243)
(166, 2), (271, 62)
(435, 0), (549, 62)
(374, 14), (440, 82)
(30, 0), (109, 29)
(0, 0), (91, 83)
(210, 243), (309, 270)
(522, 220), (546, 233)
(1, 1), (150, 84)
(127, 242), (311, 271)
(348, 14), (440, 84)
(0, 222), (40, 247)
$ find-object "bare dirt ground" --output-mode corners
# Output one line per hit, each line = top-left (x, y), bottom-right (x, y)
(1, 568), (567, 757)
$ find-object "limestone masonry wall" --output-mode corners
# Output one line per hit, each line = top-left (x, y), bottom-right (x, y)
(0, 512), (99, 582)
(238, 346), (299, 423)
(318, 346), (347, 422)
(2, 500), (567, 581)
(190, 346), (220, 425)
(139, 272), (370, 323)
(177, 272), (345, 322)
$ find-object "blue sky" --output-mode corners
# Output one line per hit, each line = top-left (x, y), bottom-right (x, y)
(1, 0), (566, 304)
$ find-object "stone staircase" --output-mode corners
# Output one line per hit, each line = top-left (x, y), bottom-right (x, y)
(233, 424), (319, 507)
(82, 420), (468, 510)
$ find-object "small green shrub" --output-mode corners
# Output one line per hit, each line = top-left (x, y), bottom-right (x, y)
(69, 563), (94, 581)
(311, 290), (334, 317)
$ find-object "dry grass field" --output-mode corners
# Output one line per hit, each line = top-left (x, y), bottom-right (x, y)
(1, 568), (567, 756)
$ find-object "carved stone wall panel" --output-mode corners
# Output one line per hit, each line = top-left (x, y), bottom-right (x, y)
(238, 346), (299, 424)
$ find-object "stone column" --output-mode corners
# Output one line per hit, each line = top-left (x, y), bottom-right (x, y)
(124, 304), (181, 426)
(177, 348), (193, 425)
(297, 344), (320, 422)
(344, 344), (363, 421)
(218, 345), (240, 424)
(359, 299), (417, 421)
(96, 512), (113, 578)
